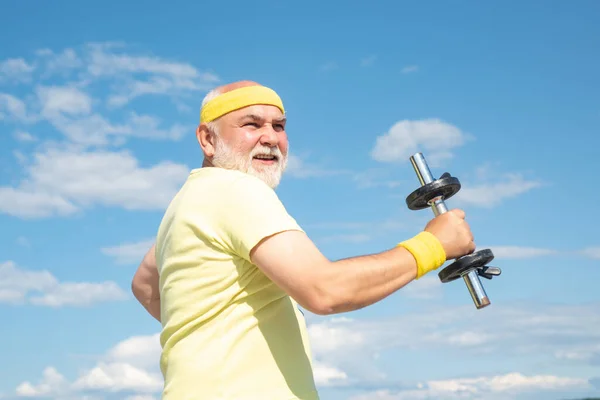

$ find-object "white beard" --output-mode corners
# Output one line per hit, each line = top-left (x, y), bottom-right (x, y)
(211, 136), (288, 189)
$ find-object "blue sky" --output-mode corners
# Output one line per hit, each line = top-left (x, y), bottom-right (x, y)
(1, 1), (599, 399)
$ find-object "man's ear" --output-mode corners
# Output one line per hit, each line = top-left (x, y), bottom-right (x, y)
(196, 123), (216, 157)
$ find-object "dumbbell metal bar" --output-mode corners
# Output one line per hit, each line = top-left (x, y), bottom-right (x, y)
(409, 153), (491, 309)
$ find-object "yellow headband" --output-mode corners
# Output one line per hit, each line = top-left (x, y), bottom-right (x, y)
(200, 85), (285, 123)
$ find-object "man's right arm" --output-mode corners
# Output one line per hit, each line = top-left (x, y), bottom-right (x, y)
(132, 244), (161, 322)
(250, 230), (419, 315)
(250, 209), (475, 315)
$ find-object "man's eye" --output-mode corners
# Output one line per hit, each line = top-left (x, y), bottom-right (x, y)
(244, 122), (259, 127)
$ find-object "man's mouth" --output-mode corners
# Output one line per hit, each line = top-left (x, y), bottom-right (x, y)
(253, 154), (278, 162)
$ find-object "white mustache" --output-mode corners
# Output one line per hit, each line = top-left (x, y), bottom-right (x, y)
(251, 147), (282, 159)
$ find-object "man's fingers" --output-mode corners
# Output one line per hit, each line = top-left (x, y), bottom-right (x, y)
(451, 209), (466, 219)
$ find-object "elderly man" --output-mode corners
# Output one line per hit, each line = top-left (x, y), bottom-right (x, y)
(131, 80), (476, 399)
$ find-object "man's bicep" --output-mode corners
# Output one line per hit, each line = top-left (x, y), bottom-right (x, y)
(133, 246), (158, 289)
(250, 230), (330, 313)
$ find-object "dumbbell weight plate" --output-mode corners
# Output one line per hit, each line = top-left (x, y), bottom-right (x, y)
(438, 249), (495, 283)
(406, 175), (461, 210)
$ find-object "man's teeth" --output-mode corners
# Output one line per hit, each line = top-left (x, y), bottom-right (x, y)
(254, 155), (276, 160)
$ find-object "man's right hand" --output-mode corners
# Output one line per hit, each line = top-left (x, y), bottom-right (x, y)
(424, 209), (476, 260)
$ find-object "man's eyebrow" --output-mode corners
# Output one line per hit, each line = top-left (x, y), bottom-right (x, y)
(240, 114), (262, 121)
(239, 114), (286, 124)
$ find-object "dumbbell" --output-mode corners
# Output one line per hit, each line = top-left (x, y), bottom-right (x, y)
(405, 152), (501, 309)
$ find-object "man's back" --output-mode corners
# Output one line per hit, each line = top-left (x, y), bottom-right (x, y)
(155, 167), (319, 400)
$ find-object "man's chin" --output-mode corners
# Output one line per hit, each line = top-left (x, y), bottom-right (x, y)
(210, 159), (282, 188)
(249, 168), (282, 189)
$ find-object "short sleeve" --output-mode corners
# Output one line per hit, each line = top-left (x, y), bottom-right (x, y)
(211, 174), (303, 261)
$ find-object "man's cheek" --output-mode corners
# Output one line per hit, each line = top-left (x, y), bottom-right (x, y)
(279, 139), (289, 154)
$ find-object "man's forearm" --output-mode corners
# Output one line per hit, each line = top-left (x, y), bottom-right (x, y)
(132, 244), (161, 323)
(143, 297), (161, 322)
(250, 230), (426, 316)
(133, 286), (161, 322)
(316, 246), (418, 314)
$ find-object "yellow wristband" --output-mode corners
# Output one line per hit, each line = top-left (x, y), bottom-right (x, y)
(398, 231), (446, 279)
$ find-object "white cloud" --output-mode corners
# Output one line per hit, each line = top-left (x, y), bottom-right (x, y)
(0, 44), (204, 221)
(15, 301), (600, 399)
(74, 333), (163, 394)
(555, 342), (600, 364)
(401, 65), (419, 74)
(349, 372), (590, 400)
(30, 281), (127, 308)
(102, 238), (156, 265)
(0, 93), (29, 121)
(370, 119), (469, 166)
(72, 362), (163, 394)
(13, 130), (35, 142)
(86, 42), (195, 77)
(0, 146), (190, 219)
(1, 42), (214, 146)
(0, 187), (77, 218)
(104, 333), (161, 369)
(35, 47), (83, 77)
(15, 367), (68, 397)
(82, 42), (219, 107)
(313, 361), (349, 386)
(0, 261), (58, 304)
(481, 373), (586, 392)
(36, 85), (92, 117)
(400, 275), (443, 300)
(484, 246), (558, 259)
(4, 42), (219, 107)
(581, 246), (600, 259)
(371, 127), (540, 208)
(26, 147), (188, 209)
(452, 172), (543, 207)
(306, 317), (388, 387)
(15, 333), (163, 399)
(308, 317), (366, 354)
(352, 168), (404, 190)
(47, 111), (188, 147)
(301, 301), (600, 392)
(285, 154), (348, 179)
(15, 325), (349, 398)
(30, 83), (188, 147)
(0, 58), (35, 82)
(0, 261), (128, 307)
(123, 112), (188, 141)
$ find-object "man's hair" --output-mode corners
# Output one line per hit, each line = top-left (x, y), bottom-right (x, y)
(201, 88), (222, 136)
(201, 87), (222, 107)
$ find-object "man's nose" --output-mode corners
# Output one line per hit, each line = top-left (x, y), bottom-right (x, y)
(259, 125), (279, 146)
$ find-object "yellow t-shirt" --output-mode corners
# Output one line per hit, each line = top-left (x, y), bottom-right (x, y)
(155, 167), (319, 400)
